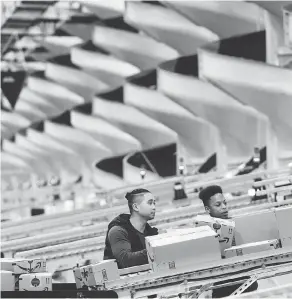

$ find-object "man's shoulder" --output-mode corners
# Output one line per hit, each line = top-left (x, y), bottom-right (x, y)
(108, 225), (128, 237)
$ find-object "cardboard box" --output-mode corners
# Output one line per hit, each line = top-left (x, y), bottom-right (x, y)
(145, 226), (216, 265)
(118, 264), (150, 276)
(233, 209), (279, 245)
(146, 227), (221, 273)
(274, 206), (292, 247)
(19, 273), (52, 291)
(146, 226), (212, 249)
(81, 260), (120, 286)
(88, 260), (120, 286)
(73, 266), (86, 289)
(194, 215), (235, 256)
(225, 239), (280, 258)
(1, 258), (24, 272)
(1, 258), (47, 274)
(1, 270), (15, 291)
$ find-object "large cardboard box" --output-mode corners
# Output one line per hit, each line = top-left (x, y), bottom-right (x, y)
(1, 258), (47, 274)
(146, 227), (221, 273)
(1, 259), (16, 272)
(193, 215), (235, 256)
(233, 209), (279, 245)
(274, 206), (292, 247)
(146, 226), (212, 250)
(1, 270), (15, 291)
(225, 239), (280, 258)
(0, 258), (29, 272)
(19, 273), (52, 291)
(82, 260), (120, 286)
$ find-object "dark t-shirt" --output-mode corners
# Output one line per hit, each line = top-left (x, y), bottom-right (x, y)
(213, 219), (258, 297)
(108, 226), (148, 268)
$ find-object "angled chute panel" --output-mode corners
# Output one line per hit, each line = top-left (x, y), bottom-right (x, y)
(92, 97), (178, 149)
(14, 101), (47, 123)
(27, 76), (85, 110)
(164, 1), (264, 39)
(124, 1), (218, 55)
(18, 88), (61, 116)
(198, 49), (292, 167)
(71, 110), (142, 155)
(124, 82), (219, 163)
(92, 26), (179, 70)
(45, 62), (109, 101)
(157, 59), (269, 166)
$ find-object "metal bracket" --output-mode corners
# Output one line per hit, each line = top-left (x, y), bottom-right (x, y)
(178, 280), (213, 299)
(189, 282), (213, 298)
(229, 274), (259, 296)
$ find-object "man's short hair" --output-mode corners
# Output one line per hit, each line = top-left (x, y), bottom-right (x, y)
(125, 188), (151, 213)
(199, 185), (223, 206)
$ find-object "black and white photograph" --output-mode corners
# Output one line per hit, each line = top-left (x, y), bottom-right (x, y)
(1, 0), (292, 298)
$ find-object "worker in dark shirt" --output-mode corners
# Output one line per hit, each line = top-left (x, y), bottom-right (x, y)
(103, 188), (158, 269)
(199, 185), (258, 297)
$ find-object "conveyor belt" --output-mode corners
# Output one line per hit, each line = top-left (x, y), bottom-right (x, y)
(103, 247), (292, 298)
(12, 198), (292, 259)
(2, 169), (290, 232)
(2, 173), (291, 245)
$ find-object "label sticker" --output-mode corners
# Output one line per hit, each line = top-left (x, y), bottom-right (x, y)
(31, 277), (40, 287)
(102, 269), (108, 281)
(169, 261), (176, 269)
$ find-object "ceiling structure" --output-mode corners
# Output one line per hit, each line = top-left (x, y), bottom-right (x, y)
(1, 1), (292, 192)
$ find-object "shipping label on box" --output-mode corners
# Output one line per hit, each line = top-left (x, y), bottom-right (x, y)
(1, 270), (15, 291)
(79, 265), (90, 286)
(147, 227), (221, 273)
(194, 215), (235, 256)
(274, 206), (292, 248)
(225, 239), (280, 258)
(87, 260), (120, 286)
(73, 266), (86, 289)
(19, 273), (52, 291)
(11, 259), (46, 274)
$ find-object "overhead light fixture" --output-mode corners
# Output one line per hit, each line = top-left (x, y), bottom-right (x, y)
(71, 1), (81, 10)
(238, 163), (245, 171)
(225, 172), (233, 179)
(253, 147), (260, 164)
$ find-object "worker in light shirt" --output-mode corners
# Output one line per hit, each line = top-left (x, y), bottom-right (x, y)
(199, 185), (258, 298)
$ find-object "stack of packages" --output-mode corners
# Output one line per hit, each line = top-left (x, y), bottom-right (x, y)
(225, 206), (292, 258)
(73, 260), (120, 290)
(1, 258), (51, 292)
(145, 226), (222, 273)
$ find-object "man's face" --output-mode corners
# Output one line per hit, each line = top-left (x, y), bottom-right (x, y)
(134, 192), (156, 220)
(205, 193), (229, 219)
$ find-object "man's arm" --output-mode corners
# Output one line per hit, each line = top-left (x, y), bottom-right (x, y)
(108, 226), (148, 268)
